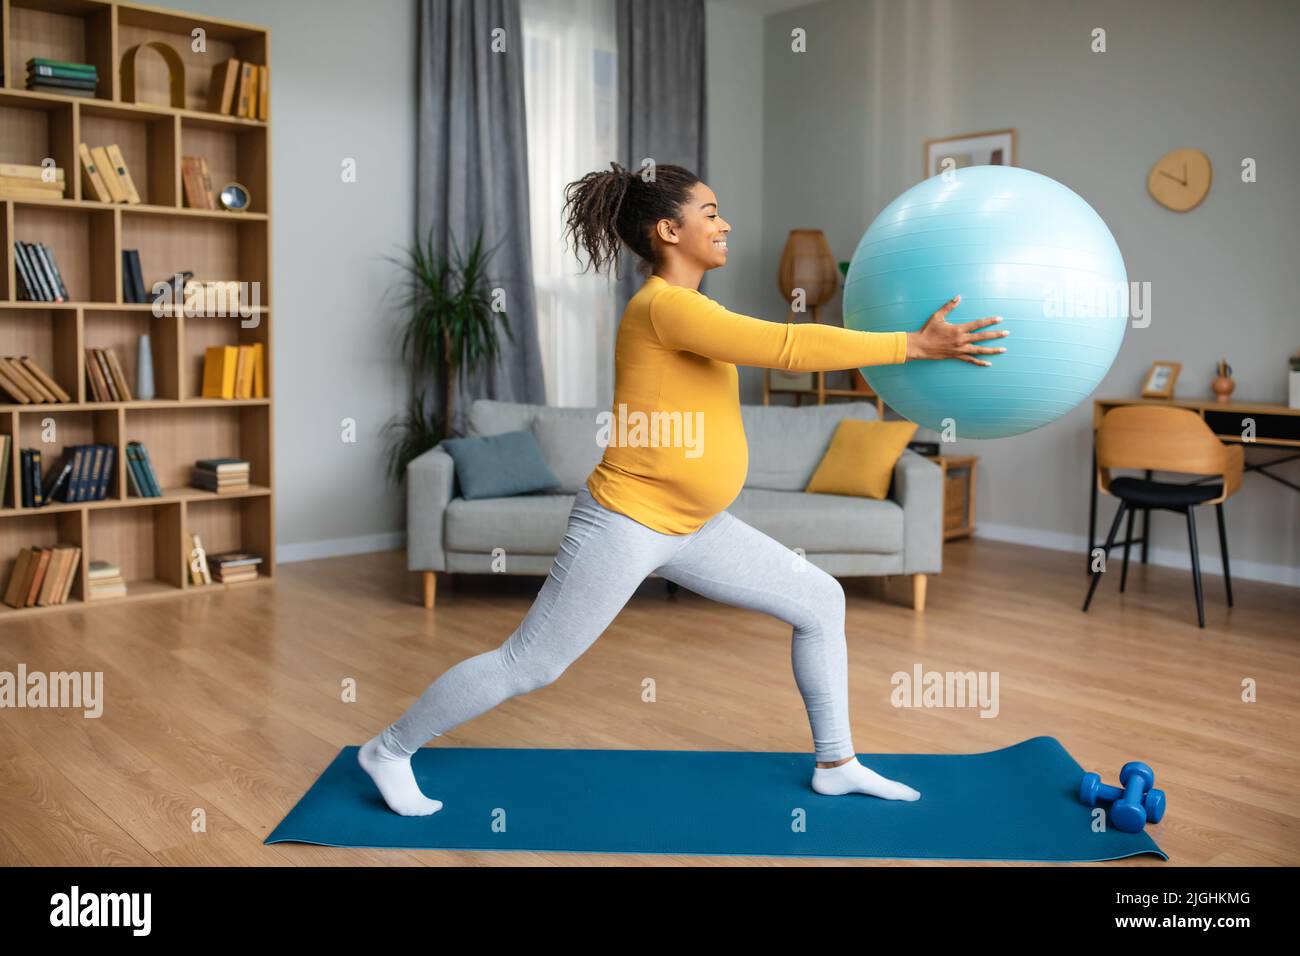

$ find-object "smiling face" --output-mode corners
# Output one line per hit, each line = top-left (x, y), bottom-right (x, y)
(654, 181), (731, 271)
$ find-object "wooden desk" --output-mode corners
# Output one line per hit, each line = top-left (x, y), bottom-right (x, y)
(1087, 397), (1300, 570)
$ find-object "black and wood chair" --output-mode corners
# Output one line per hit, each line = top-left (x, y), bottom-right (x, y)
(1082, 405), (1243, 628)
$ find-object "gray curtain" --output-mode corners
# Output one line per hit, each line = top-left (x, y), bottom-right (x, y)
(417, 0), (546, 435)
(614, 0), (709, 314)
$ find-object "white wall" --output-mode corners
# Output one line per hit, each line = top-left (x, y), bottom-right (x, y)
(166, 0), (418, 561)
(758, 0), (1300, 584)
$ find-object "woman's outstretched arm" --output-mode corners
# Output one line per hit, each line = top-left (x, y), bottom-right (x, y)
(648, 285), (906, 370)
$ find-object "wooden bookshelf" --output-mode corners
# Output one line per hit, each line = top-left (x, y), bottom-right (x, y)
(0, 0), (274, 617)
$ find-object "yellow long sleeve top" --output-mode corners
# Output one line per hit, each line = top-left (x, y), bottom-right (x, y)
(586, 274), (909, 534)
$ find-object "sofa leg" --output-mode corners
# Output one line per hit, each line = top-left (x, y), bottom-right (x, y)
(422, 571), (437, 609)
(912, 574), (927, 612)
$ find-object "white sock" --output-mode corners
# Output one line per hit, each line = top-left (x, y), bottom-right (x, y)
(358, 735), (444, 816)
(812, 759), (922, 800)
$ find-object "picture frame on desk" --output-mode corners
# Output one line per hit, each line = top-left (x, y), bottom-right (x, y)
(1141, 360), (1181, 399)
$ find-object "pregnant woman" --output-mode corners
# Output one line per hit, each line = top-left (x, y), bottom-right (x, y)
(360, 162), (1008, 816)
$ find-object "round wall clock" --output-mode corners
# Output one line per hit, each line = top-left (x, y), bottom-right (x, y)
(1147, 148), (1212, 212)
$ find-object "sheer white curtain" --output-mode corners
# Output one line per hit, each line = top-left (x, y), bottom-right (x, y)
(522, 0), (618, 410)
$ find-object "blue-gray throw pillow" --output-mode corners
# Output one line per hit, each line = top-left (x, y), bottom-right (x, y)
(439, 430), (562, 500)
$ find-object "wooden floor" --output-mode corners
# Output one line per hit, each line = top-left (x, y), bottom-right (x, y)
(1, 538), (1296, 867)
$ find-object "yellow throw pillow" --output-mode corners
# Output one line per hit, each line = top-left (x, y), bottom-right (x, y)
(805, 419), (918, 500)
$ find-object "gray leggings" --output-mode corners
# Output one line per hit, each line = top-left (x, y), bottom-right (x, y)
(381, 484), (856, 763)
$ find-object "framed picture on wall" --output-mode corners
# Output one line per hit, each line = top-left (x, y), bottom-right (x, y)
(923, 128), (1017, 178)
(1141, 360), (1182, 399)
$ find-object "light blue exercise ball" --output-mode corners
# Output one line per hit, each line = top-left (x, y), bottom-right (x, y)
(842, 165), (1127, 439)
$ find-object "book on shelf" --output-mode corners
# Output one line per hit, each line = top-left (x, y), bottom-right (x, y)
(13, 242), (70, 302)
(22, 443), (117, 504)
(104, 144), (142, 205)
(0, 356), (71, 404)
(120, 249), (148, 304)
(201, 345), (264, 399)
(188, 533), (212, 585)
(259, 65), (269, 120)
(180, 155), (215, 210)
(3, 544), (81, 608)
(78, 143), (112, 203)
(192, 457), (249, 494)
(0, 434), (9, 507)
(89, 145), (127, 203)
(86, 560), (127, 600)
(209, 551), (262, 583)
(207, 59), (240, 114)
(235, 62), (255, 117)
(125, 441), (163, 498)
(83, 347), (134, 402)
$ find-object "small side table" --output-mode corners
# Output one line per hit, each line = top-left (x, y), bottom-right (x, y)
(925, 454), (978, 540)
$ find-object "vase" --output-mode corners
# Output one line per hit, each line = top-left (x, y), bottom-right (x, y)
(1210, 374), (1234, 404)
(137, 333), (156, 400)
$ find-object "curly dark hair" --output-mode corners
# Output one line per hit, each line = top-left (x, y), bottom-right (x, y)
(561, 161), (702, 277)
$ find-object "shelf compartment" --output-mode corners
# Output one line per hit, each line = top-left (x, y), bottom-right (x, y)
(0, 508), (85, 612)
(14, 406), (122, 506)
(179, 121), (266, 213)
(120, 214), (267, 308)
(78, 105), (180, 206)
(124, 403), (269, 491)
(185, 492), (271, 584)
(6, 0), (114, 101)
(83, 308), (180, 402)
(0, 92), (76, 195)
(12, 203), (116, 302)
(117, 5), (265, 116)
(0, 308), (79, 407)
(85, 499), (185, 593)
(183, 311), (267, 400)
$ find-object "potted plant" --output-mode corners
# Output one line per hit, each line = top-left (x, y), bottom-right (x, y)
(382, 228), (515, 484)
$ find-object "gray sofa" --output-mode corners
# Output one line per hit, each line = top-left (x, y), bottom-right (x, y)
(408, 398), (943, 610)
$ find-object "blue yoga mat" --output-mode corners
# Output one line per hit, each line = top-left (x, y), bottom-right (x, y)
(265, 736), (1166, 861)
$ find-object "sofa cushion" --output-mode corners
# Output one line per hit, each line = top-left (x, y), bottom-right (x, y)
(445, 493), (575, 554)
(741, 401), (880, 491)
(727, 487), (904, 554)
(468, 399), (540, 437)
(805, 419), (918, 500)
(439, 430), (560, 500)
(530, 408), (605, 493)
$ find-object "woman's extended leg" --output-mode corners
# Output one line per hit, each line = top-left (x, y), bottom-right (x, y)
(360, 486), (683, 815)
(655, 509), (920, 800)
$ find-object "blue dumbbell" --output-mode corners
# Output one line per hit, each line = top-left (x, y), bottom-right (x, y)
(1078, 762), (1166, 832)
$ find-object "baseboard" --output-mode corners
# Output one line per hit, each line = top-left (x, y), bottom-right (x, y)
(277, 531), (406, 564)
(973, 522), (1299, 588)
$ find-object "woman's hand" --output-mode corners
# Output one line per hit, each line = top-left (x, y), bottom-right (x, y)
(905, 295), (1008, 366)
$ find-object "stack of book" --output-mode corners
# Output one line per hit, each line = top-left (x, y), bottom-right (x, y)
(23, 444), (117, 506)
(0, 356), (72, 404)
(84, 347), (134, 401)
(13, 241), (70, 301)
(27, 57), (98, 97)
(3, 545), (82, 608)
(209, 552), (261, 584)
(207, 59), (268, 119)
(0, 161), (67, 201)
(192, 458), (249, 495)
(86, 560), (127, 601)
(201, 345), (265, 399)
(78, 143), (141, 205)
(125, 441), (163, 498)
